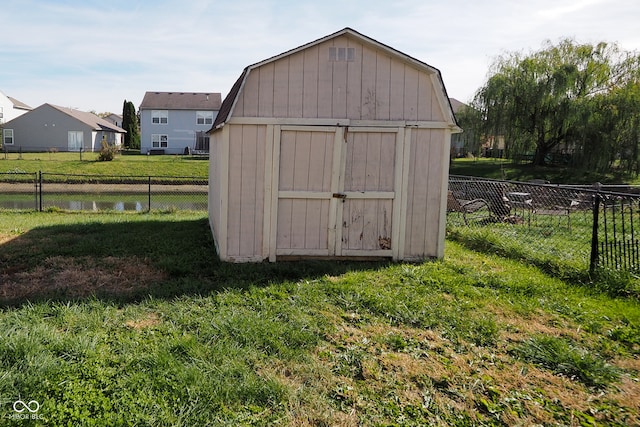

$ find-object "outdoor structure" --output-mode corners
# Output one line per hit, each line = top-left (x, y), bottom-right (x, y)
(139, 92), (222, 155)
(103, 113), (123, 128)
(0, 90), (31, 125)
(449, 97), (467, 158)
(208, 27), (461, 262)
(1, 104), (125, 152)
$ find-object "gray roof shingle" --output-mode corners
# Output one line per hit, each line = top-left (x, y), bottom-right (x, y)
(49, 104), (126, 133)
(139, 92), (222, 110)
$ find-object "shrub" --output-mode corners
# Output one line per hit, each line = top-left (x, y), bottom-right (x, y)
(97, 140), (118, 162)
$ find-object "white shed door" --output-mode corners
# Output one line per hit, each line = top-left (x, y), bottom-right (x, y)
(274, 126), (402, 259)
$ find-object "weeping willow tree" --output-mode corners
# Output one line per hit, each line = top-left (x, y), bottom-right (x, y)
(471, 39), (640, 172)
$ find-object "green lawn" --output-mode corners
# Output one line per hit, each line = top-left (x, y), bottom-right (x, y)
(0, 211), (638, 425)
(450, 157), (639, 184)
(0, 152), (208, 178)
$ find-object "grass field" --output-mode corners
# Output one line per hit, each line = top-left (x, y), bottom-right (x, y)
(449, 157), (639, 185)
(0, 152), (208, 178)
(0, 211), (639, 425)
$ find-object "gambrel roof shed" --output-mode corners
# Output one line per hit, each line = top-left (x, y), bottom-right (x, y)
(208, 27), (461, 262)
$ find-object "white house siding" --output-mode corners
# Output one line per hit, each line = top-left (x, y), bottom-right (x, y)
(0, 91), (30, 125)
(141, 109), (215, 155)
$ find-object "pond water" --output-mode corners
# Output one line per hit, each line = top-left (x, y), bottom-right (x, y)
(0, 194), (207, 212)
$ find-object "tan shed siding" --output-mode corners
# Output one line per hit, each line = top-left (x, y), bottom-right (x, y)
(287, 53), (304, 118)
(389, 59), (406, 120)
(273, 59), (290, 117)
(404, 128), (446, 258)
(375, 52), (391, 121)
(258, 62), (275, 117)
(317, 43), (334, 118)
(208, 130), (221, 248)
(302, 45), (320, 118)
(403, 66), (420, 121)
(226, 124), (266, 259)
(346, 39), (363, 119)
(234, 36), (445, 123)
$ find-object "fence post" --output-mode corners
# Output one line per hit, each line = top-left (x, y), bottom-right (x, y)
(148, 176), (151, 213)
(38, 170), (43, 212)
(34, 172), (38, 212)
(589, 193), (601, 273)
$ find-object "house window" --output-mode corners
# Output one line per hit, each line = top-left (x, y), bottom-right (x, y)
(68, 131), (83, 151)
(152, 110), (168, 124)
(196, 111), (213, 125)
(329, 47), (355, 61)
(152, 134), (168, 148)
(3, 129), (13, 145)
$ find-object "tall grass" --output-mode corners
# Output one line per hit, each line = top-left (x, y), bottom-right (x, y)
(0, 211), (639, 425)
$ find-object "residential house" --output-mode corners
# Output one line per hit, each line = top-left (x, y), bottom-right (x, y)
(139, 92), (222, 155)
(449, 98), (467, 157)
(104, 113), (123, 128)
(208, 27), (460, 262)
(1, 104), (125, 152)
(0, 90), (31, 126)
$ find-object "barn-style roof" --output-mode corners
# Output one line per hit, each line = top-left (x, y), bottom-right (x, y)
(211, 27), (458, 130)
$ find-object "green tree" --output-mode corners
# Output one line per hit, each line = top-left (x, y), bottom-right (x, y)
(122, 100), (140, 149)
(472, 39), (640, 171)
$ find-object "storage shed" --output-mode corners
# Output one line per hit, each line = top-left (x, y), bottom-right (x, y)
(208, 28), (461, 262)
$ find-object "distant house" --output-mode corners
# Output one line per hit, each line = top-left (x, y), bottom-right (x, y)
(0, 90), (31, 125)
(1, 104), (125, 152)
(449, 98), (467, 157)
(139, 92), (222, 155)
(104, 113), (123, 128)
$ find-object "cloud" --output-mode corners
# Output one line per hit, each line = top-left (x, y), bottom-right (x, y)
(2, 0), (639, 112)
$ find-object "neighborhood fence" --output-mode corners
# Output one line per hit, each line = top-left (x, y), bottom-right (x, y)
(0, 172), (208, 212)
(448, 175), (640, 275)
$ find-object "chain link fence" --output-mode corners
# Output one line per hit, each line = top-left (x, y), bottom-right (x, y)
(447, 175), (603, 277)
(0, 172), (207, 212)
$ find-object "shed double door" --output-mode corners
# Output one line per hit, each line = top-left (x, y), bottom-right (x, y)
(273, 125), (402, 259)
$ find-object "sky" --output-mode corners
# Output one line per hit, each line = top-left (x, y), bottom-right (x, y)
(1, 0), (639, 114)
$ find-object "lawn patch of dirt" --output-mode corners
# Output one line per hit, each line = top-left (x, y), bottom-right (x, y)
(0, 255), (167, 301)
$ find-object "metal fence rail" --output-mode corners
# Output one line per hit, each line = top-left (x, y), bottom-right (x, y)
(593, 191), (640, 271)
(0, 172), (208, 212)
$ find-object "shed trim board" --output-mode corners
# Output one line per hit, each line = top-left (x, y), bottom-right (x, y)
(228, 117), (457, 130)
